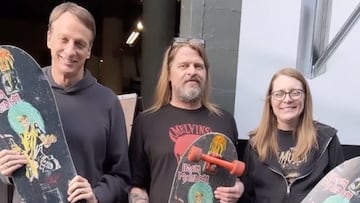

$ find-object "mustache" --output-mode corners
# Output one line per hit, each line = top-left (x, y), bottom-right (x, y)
(185, 75), (201, 83)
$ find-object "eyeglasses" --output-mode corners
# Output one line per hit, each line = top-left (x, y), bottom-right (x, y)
(171, 37), (205, 46)
(271, 89), (304, 101)
(167, 37), (205, 61)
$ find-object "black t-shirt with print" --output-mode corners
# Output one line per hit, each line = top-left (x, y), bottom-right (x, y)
(277, 130), (316, 184)
(129, 104), (238, 203)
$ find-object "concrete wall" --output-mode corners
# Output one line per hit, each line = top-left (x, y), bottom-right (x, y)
(180, 0), (242, 113)
(140, 0), (177, 107)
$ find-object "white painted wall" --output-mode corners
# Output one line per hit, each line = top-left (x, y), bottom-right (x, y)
(234, 0), (360, 145)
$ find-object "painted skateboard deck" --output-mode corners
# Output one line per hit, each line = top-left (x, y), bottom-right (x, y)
(301, 156), (360, 203)
(0, 45), (76, 202)
(168, 132), (245, 203)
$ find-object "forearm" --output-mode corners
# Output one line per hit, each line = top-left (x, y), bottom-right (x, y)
(93, 173), (130, 202)
(129, 187), (149, 203)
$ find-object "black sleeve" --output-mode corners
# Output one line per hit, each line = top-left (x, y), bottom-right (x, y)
(128, 115), (151, 190)
(239, 142), (255, 203)
(230, 116), (239, 149)
(327, 134), (345, 169)
(93, 98), (131, 202)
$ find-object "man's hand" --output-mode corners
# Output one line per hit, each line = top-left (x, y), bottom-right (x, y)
(67, 175), (98, 203)
(0, 149), (27, 177)
(129, 187), (149, 203)
(214, 178), (244, 203)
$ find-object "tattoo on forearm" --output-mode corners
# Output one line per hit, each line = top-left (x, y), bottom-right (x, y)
(129, 193), (149, 203)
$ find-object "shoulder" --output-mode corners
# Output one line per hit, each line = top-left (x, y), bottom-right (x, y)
(219, 108), (234, 117)
(42, 66), (50, 72)
(135, 105), (171, 121)
(94, 83), (118, 98)
(131, 107), (172, 133)
(82, 69), (117, 98)
(212, 107), (235, 121)
(314, 121), (340, 146)
(315, 121), (337, 137)
(86, 83), (123, 114)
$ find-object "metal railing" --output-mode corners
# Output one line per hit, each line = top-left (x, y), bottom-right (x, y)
(297, 0), (360, 79)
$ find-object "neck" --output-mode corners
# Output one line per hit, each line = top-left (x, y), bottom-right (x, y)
(170, 99), (202, 110)
(277, 122), (297, 131)
(51, 67), (84, 88)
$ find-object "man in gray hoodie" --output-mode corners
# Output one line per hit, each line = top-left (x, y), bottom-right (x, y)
(0, 2), (131, 203)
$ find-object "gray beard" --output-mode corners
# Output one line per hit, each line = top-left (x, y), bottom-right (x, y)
(177, 86), (202, 103)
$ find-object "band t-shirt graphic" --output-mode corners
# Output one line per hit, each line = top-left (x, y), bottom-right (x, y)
(278, 147), (307, 183)
(169, 123), (212, 161)
(277, 130), (316, 184)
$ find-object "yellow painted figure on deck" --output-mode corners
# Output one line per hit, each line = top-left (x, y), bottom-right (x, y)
(15, 115), (58, 181)
(17, 115), (41, 181)
(0, 48), (21, 94)
(209, 134), (227, 156)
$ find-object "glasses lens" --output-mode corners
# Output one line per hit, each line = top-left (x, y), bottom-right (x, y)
(272, 89), (303, 100)
(173, 37), (188, 43)
(172, 37), (205, 46)
(168, 37), (206, 62)
(290, 89), (303, 99)
(189, 38), (205, 45)
(272, 91), (285, 100)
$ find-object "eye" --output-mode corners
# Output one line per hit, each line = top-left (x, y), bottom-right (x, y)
(195, 63), (205, 70)
(60, 37), (68, 43)
(178, 63), (188, 69)
(75, 41), (87, 49)
(290, 89), (303, 97)
(76, 43), (85, 49)
(273, 90), (285, 99)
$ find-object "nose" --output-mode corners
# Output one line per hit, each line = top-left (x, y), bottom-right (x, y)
(187, 64), (197, 75)
(64, 42), (76, 56)
(282, 93), (293, 102)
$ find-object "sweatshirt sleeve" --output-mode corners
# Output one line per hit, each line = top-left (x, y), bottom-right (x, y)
(93, 98), (131, 202)
(128, 113), (151, 189)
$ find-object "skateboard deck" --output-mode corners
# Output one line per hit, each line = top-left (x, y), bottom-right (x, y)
(168, 132), (245, 203)
(301, 156), (360, 203)
(0, 45), (76, 202)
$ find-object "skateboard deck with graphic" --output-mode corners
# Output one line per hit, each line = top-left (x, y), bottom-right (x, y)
(301, 156), (360, 203)
(0, 45), (76, 202)
(168, 132), (245, 203)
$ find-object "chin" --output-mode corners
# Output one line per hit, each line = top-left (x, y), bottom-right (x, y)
(279, 113), (297, 120)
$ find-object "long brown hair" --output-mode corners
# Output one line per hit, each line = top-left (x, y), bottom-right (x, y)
(147, 39), (221, 115)
(250, 67), (317, 161)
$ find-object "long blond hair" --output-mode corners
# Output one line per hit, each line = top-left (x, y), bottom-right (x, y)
(147, 39), (221, 115)
(250, 67), (317, 161)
